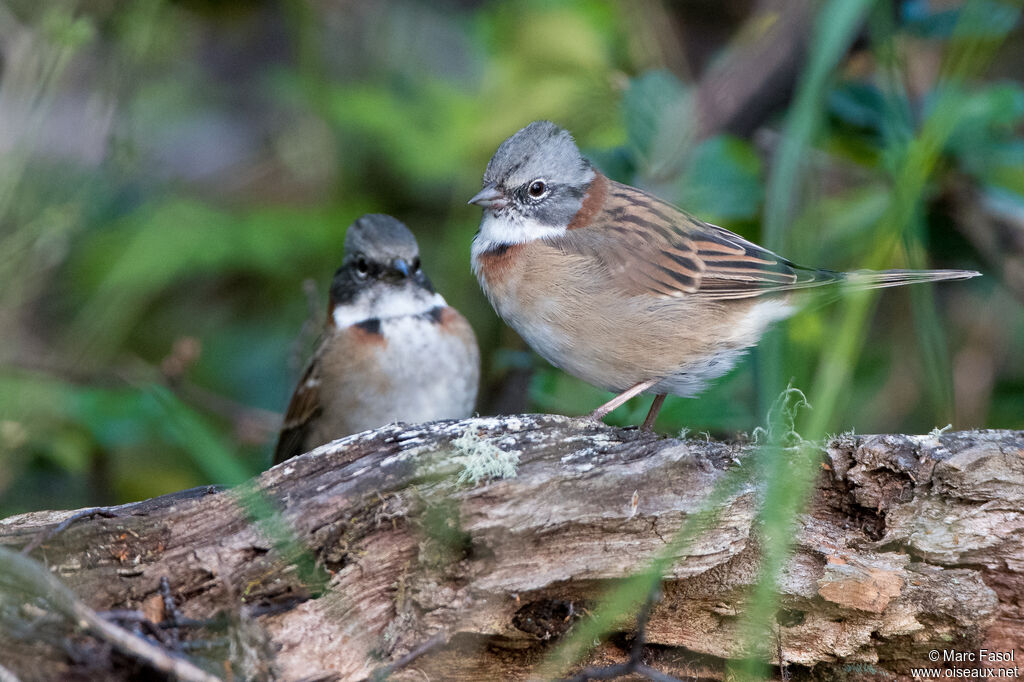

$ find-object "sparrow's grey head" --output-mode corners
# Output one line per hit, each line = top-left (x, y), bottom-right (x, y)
(330, 214), (437, 318)
(468, 121), (594, 229)
(344, 213), (420, 265)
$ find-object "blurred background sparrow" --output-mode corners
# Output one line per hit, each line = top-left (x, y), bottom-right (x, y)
(273, 214), (479, 464)
(470, 121), (979, 429)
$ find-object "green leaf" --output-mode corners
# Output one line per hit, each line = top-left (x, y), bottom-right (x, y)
(944, 83), (1024, 181)
(902, 0), (1020, 39)
(828, 81), (887, 132)
(622, 70), (692, 173)
(901, 1), (961, 38)
(676, 135), (763, 222)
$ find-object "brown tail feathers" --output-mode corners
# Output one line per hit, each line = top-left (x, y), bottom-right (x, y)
(840, 268), (980, 290)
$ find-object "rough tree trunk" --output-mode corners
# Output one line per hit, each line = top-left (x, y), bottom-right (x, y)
(0, 416), (1021, 681)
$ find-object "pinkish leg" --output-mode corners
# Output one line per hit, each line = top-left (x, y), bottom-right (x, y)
(587, 378), (661, 423)
(641, 394), (667, 431)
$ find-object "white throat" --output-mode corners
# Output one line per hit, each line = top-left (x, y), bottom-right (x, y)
(471, 211), (566, 263)
(332, 287), (446, 328)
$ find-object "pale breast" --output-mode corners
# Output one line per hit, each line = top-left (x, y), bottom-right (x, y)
(474, 240), (794, 396)
(315, 308), (479, 439)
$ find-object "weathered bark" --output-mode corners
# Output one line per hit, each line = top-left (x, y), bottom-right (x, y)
(0, 416), (1021, 681)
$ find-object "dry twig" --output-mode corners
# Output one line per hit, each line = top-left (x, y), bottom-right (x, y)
(0, 547), (220, 682)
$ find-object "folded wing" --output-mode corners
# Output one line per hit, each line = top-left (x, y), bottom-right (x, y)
(563, 178), (975, 300)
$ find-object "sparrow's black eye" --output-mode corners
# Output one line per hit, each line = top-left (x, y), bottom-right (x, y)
(354, 256), (369, 279)
(412, 257), (421, 273)
(528, 180), (547, 198)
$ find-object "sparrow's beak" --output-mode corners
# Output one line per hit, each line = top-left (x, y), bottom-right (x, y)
(392, 258), (411, 279)
(468, 183), (507, 209)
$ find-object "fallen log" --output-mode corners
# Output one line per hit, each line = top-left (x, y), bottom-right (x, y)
(0, 416), (1020, 680)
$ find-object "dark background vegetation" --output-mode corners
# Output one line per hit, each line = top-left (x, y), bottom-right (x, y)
(1, 0), (1022, 516)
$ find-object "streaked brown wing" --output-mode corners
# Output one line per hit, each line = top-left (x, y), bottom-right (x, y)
(272, 356), (323, 465)
(567, 176), (839, 300)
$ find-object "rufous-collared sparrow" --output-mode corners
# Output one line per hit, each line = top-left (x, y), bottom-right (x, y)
(469, 121), (978, 429)
(274, 214), (479, 464)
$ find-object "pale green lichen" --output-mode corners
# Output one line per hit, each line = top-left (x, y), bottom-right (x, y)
(752, 384), (811, 447)
(450, 429), (520, 484)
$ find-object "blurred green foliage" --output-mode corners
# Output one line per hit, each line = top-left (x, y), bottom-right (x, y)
(0, 0), (1022, 519)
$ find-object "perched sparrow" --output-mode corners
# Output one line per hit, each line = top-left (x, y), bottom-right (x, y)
(274, 214), (479, 464)
(469, 121), (978, 429)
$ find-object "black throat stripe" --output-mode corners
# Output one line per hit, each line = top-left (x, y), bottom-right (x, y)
(483, 243), (513, 258)
(424, 306), (444, 324)
(354, 318), (382, 335)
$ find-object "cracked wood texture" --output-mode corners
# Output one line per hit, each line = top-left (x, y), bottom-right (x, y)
(0, 416), (1021, 681)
